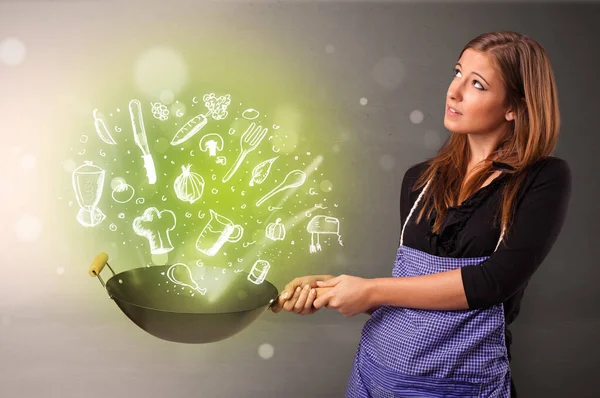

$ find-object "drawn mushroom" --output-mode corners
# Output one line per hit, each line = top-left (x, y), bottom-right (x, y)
(199, 134), (224, 157)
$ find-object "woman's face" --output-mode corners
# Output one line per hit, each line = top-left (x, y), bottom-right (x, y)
(444, 48), (515, 136)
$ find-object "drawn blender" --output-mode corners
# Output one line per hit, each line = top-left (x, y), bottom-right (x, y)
(255, 170), (307, 207)
(129, 99), (157, 184)
(222, 122), (268, 183)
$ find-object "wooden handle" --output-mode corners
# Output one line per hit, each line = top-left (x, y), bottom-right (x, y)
(88, 252), (108, 277)
(314, 287), (332, 298)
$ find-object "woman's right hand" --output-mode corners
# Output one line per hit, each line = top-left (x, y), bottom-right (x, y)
(270, 275), (334, 315)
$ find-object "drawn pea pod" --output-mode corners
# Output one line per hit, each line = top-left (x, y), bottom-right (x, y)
(93, 109), (117, 145)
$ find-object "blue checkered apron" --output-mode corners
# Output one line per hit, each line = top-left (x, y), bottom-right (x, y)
(346, 179), (511, 397)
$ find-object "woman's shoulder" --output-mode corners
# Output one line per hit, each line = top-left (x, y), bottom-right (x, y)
(524, 156), (571, 182)
(403, 160), (431, 180)
(517, 156), (572, 200)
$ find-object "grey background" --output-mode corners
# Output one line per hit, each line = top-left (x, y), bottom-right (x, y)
(1, 1), (599, 397)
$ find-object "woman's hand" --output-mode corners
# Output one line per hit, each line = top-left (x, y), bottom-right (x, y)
(313, 274), (375, 317)
(270, 275), (334, 315)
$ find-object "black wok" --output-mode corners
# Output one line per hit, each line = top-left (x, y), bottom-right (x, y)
(88, 253), (279, 343)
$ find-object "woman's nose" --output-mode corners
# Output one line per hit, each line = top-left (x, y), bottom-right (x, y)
(447, 84), (462, 102)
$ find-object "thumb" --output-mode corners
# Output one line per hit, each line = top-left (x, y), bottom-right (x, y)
(316, 276), (340, 287)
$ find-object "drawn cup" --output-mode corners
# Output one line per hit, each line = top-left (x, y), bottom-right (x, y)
(196, 210), (243, 256)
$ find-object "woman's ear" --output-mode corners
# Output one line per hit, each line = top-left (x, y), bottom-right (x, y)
(505, 109), (515, 121)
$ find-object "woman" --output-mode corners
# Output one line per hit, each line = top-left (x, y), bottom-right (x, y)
(270, 31), (572, 398)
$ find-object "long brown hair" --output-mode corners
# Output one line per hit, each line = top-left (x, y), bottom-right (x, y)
(413, 31), (560, 237)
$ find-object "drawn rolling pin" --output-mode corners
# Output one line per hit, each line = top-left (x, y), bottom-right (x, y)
(129, 99), (157, 184)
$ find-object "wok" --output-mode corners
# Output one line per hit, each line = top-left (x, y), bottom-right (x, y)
(88, 252), (279, 343)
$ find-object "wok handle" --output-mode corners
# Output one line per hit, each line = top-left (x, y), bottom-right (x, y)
(315, 287), (332, 298)
(88, 252), (116, 288)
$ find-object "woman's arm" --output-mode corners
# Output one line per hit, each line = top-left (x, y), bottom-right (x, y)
(367, 269), (468, 311)
(367, 158), (572, 311)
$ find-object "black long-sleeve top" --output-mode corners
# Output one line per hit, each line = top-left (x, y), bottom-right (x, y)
(399, 156), (572, 367)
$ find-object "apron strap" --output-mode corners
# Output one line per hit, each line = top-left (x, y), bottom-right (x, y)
(399, 177), (505, 252)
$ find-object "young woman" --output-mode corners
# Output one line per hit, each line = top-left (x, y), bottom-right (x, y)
(271, 31), (572, 398)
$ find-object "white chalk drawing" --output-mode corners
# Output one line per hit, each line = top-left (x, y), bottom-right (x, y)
(72, 161), (106, 227)
(174, 164), (205, 204)
(216, 156), (226, 165)
(307, 215), (343, 253)
(247, 260), (270, 285)
(242, 241), (256, 248)
(272, 146), (280, 153)
(133, 207), (176, 254)
(242, 108), (259, 120)
(199, 134), (224, 157)
(195, 209), (243, 257)
(228, 128), (235, 135)
(167, 263), (207, 295)
(272, 124), (280, 130)
(267, 206), (283, 211)
(129, 99), (157, 184)
(309, 188), (318, 196)
(93, 109), (117, 145)
(80, 135), (88, 143)
(151, 102), (169, 121)
(222, 122), (268, 183)
(315, 204), (328, 209)
(266, 218), (286, 241)
(135, 198), (145, 205)
(109, 223), (117, 231)
(111, 181), (135, 203)
(249, 156), (278, 186)
(170, 93), (231, 146)
(78, 149), (86, 155)
(99, 149), (106, 157)
(256, 170), (306, 207)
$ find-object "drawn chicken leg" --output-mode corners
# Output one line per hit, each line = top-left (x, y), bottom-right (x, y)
(129, 99), (156, 184)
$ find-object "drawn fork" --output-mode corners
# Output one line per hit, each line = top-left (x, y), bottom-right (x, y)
(222, 122), (268, 183)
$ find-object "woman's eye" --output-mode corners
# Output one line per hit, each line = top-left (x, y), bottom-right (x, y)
(453, 68), (485, 90)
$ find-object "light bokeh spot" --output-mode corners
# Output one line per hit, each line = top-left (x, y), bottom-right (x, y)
(0, 37), (26, 66)
(14, 214), (43, 242)
(258, 343), (274, 359)
(134, 47), (189, 99)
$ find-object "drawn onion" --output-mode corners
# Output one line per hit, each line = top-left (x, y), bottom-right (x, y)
(174, 164), (205, 204)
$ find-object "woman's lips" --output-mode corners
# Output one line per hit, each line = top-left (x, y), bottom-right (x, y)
(446, 105), (462, 116)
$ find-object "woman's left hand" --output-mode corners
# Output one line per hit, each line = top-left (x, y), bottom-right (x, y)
(313, 275), (374, 317)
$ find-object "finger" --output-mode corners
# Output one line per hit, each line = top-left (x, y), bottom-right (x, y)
(294, 285), (311, 313)
(313, 290), (334, 309)
(270, 289), (291, 313)
(299, 290), (317, 315)
(282, 286), (302, 312)
(316, 276), (340, 288)
(282, 278), (301, 297)
(302, 288), (317, 313)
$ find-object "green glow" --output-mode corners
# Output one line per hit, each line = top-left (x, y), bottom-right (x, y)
(61, 35), (354, 286)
